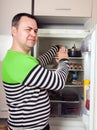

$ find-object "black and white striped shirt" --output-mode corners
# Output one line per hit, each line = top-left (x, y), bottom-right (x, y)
(2, 46), (69, 130)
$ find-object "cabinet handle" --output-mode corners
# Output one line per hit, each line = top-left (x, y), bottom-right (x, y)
(56, 8), (71, 11)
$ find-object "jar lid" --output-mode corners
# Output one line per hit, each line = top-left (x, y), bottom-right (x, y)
(84, 79), (90, 86)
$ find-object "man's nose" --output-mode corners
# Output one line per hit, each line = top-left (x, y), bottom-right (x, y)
(30, 30), (36, 36)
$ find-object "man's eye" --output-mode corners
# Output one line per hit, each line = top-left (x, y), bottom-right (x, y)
(26, 29), (31, 31)
(34, 30), (38, 34)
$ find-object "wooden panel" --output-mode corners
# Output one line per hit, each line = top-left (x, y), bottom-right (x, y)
(34, 0), (92, 17)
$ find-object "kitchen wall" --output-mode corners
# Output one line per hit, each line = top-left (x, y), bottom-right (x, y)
(0, 35), (12, 60)
(0, 35), (12, 118)
(0, 0), (32, 117)
(0, 0), (32, 35)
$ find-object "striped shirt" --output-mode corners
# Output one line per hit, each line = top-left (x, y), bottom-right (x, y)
(2, 46), (69, 130)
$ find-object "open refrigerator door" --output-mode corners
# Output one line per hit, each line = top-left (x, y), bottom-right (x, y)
(32, 28), (97, 130)
(81, 25), (97, 130)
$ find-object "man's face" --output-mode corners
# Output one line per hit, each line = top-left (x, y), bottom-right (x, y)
(12, 16), (38, 52)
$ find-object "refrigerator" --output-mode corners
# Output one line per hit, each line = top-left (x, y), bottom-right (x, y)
(32, 25), (97, 130)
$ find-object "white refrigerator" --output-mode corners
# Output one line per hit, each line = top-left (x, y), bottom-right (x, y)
(32, 25), (97, 130)
(0, 26), (97, 130)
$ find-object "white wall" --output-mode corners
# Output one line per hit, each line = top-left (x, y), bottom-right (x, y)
(0, 35), (12, 118)
(0, 0), (32, 118)
(0, 0), (32, 35)
(0, 35), (12, 60)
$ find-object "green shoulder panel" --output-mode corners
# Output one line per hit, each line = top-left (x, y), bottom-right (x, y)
(2, 50), (39, 83)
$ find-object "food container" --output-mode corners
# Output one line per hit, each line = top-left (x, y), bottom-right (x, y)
(68, 49), (82, 57)
(68, 44), (82, 57)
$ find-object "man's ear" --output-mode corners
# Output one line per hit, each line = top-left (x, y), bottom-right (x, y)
(11, 26), (17, 36)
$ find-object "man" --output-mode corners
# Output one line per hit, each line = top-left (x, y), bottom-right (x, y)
(1, 13), (69, 130)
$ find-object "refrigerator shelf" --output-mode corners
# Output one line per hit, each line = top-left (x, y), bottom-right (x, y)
(69, 57), (84, 60)
(50, 100), (80, 103)
(48, 69), (84, 72)
(69, 69), (84, 71)
(54, 57), (84, 60)
(65, 85), (83, 87)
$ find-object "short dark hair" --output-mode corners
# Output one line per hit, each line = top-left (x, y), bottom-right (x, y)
(12, 13), (38, 27)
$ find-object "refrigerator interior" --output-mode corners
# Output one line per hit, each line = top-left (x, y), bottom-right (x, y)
(32, 28), (95, 129)
(33, 29), (87, 115)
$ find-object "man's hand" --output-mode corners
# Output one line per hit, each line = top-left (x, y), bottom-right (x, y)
(56, 46), (68, 63)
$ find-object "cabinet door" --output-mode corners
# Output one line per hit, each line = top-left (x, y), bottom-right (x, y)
(34, 0), (92, 17)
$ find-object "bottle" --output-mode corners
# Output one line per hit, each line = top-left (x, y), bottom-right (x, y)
(84, 79), (90, 114)
(72, 71), (77, 81)
(71, 44), (76, 56)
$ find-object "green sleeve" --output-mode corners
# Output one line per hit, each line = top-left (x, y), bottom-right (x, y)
(2, 51), (39, 83)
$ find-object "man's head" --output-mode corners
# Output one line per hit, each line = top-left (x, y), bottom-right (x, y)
(11, 13), (38, 53)
(12, 13), (38, 27)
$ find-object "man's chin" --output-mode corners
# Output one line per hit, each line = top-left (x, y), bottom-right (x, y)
(28, 42), (35, 48)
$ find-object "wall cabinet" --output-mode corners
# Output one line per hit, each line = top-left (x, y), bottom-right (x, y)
(34, 0), (91, 18)
(0, 0), (32, 35)
(33, 0), (92, 26)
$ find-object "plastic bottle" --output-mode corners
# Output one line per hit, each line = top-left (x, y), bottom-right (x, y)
(84, 79), (90, 114)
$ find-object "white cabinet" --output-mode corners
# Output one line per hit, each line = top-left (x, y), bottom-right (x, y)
(0, 0), (32, 35)
(34, 0), (92, 17)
